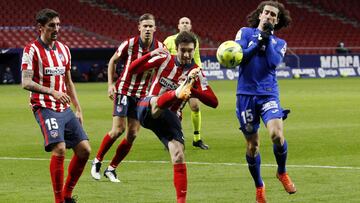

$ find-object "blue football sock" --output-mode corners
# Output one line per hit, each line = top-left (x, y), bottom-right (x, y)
(246, 154), (263, 188)
(273, 140), (288, 174)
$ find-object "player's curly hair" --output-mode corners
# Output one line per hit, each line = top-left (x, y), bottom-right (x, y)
(247, 1), (292, 31)
(175, 31), (197, 48)
(36, 8), (59, 26)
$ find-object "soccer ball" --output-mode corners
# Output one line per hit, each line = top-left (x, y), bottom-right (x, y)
(216, 40), (243, 68)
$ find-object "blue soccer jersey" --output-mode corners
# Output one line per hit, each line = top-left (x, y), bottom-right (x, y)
(235, 27), (287, 96)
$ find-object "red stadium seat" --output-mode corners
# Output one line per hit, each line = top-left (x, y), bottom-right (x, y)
(1, 0), (359, 53)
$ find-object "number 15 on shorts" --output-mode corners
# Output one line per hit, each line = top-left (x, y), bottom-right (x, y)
(241, 109), (253, 124)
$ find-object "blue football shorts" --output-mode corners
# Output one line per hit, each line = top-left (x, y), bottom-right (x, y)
(113, 94), (139, 119)
(236, 94), (285, 136)
(33, 107), (88, 152)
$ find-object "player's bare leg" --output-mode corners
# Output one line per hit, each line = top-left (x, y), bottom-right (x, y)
(91, 116), (125, 180)
(104, 118), (140, 183)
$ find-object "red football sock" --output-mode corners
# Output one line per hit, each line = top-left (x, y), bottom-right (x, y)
(173, 163), (187, 203)
(157, 90), (178, 109)
(96, 133), (116, 161)
(109, 138), (132, 168)
(63, 155), (88, 199)
(50, 155), (64, 203)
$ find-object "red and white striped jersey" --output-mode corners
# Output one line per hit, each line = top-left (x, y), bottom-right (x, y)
(21, 38), (71, 112)
(128, 53), (186, 96)
(128, 52), (218, 111)
(148, 55), (190, 97)
(115, 36), (164, 98)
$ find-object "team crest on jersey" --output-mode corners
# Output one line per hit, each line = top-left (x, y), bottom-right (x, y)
(50, 130), (59, 138)
(159, 77), (178, 90)
(59, 53), (65, 63)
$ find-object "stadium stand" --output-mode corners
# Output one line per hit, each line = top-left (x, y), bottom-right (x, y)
(1, 0), (359, 54)
(0, 0), (120, 48)
(307, 0), (360, 22)
(101, 0), (360, 54)
(0, 26), (117, 48)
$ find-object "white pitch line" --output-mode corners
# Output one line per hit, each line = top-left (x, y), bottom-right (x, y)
(1, 156), (360, 170)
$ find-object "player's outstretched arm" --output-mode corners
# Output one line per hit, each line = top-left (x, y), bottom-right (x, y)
(191, 86), (218, 108)
(65, 70), (84, 124)
(128, 47), (169, 74)
(190, 72), (218, 108)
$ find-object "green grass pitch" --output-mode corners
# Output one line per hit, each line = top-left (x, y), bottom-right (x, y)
(0, 78), (359, 202)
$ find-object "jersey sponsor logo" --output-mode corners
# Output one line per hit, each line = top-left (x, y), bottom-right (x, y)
(44, 66), (66, 76)
(262, 101), (278, 112)
(159, 77), (178, 90)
